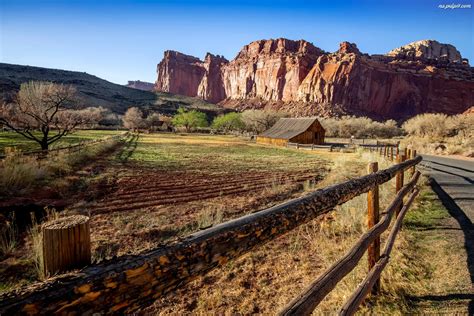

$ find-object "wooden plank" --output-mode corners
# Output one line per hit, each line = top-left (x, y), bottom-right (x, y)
(339, 188), (420, 316)
(279, 171), (421, 316)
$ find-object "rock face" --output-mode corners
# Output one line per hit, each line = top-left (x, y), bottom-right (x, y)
(126, 80), (155, 91)
(387, 40), (463, 63)
(155, 39), (474, 120)
(222, 39), (324, 102)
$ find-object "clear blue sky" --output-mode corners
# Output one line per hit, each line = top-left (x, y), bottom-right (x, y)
(1, 0), (472, 84)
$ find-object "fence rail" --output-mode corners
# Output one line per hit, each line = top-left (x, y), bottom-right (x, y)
(0, 151), (422, 315)
(287, 142), (334, 151)
(281, 171), (421, 315)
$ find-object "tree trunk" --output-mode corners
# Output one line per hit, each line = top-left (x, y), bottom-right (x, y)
(40, 141), (48, 151)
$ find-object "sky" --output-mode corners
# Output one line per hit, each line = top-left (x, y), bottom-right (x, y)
(1, 0), (473, 84)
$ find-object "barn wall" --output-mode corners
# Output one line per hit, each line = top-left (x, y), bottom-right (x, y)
(289, 121), (325, 145)
(256, 136), (288, 146)
(290, 131), (314, 144)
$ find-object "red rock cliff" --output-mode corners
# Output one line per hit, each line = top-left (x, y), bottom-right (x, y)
(155, 39), (474, 120)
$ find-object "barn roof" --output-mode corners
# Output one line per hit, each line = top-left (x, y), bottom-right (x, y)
(259, 117), (322, 140)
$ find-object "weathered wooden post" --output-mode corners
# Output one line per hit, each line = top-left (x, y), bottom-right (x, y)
(410, 149), (417, 176)
(296, 143), (299, 149)
(390, 147), (394, 161)
(367, 162), (380, 294)
(395, 154), (406, 216)
(42, 215), (91, 277)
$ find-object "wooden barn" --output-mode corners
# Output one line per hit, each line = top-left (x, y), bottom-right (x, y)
(256, 117), (325, 146)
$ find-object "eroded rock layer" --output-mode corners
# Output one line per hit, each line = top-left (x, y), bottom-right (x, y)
(155, 39), (474, 120)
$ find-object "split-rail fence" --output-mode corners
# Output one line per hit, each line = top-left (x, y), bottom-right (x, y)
(0, 145), (422, 315)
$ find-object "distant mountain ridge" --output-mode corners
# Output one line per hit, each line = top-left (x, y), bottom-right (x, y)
(0, 63), (221, 116)
(155, 39), (474, 120)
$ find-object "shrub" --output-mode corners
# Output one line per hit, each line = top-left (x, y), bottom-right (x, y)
(122, 107), (145, 130)
(402, 113), (450, 138)
(0, 148), (46, 196)
(212, 112), (245, 132)
(319, 116), (403, 138)
(0, 214), (17, 257)
(172, 108), (208, 132)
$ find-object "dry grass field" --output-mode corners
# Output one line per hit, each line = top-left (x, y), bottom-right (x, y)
(0, 133), (333, 293)
(1, 133), (468, 314)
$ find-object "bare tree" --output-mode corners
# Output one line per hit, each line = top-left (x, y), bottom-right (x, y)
(0, 81), (95, 151)
(241, 110), (284, 133)
(122, 107), (145, 131)
(145, 112), (162, 131)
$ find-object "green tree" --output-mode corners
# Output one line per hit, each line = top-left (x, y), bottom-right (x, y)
(171, 108), (208, 132)
(212, 112), (244, 132)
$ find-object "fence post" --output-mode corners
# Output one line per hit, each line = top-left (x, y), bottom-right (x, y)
(42, 215), (91, 277)
(395, 154), (406, 216)
(296, 143), (299, 149)
(410, 149), (417, 176)
(367, 162), (380, 295)
(390, 147), (394, 161)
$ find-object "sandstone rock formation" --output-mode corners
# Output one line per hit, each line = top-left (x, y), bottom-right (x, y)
(387, 40), (463, 63)
(155, 39), (474, 120)
(126, 80), (155, 91)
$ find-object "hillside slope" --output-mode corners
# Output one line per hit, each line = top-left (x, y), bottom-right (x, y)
(0, 63), (221, 116)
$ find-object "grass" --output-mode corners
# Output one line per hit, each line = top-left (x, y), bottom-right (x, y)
(0, 130), (122, 153)
(0, 136), (124, 197)
(1, 133), (468, 314)
(78, 133), (333, 261)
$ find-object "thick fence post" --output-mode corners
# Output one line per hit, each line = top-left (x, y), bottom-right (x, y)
(42, 215), (91, 277)
(395, 154), (406, 215)
(367, 162), (380, 294)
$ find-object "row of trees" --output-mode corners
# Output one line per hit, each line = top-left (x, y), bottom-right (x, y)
(2, 81), (471, 152)
(122, 107), (285, 134)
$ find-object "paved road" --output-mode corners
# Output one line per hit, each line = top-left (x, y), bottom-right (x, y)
(419, 155), (473, 314)
(420, 155), (474, 222)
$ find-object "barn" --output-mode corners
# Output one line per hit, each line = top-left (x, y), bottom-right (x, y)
(256, 117), (325, 146)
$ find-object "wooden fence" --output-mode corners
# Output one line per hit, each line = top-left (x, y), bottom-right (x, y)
(0, 132), (128, 161)
(287, 142), (335, 151)
(0, 148), (422, 315)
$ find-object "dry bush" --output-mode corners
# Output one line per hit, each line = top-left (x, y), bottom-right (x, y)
(0, 148), (47, 196)
(0, 214), (17, 258)
(402, 113), (474, 156)
(320, 116), (403, 138)
(197, 207), (224, 230)
(28, 208), (60, 280)
(241, 110), (285, 133)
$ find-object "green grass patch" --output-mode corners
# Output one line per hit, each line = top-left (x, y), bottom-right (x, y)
(404, 182), (449, 230)
(125, 133), (329, 173)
